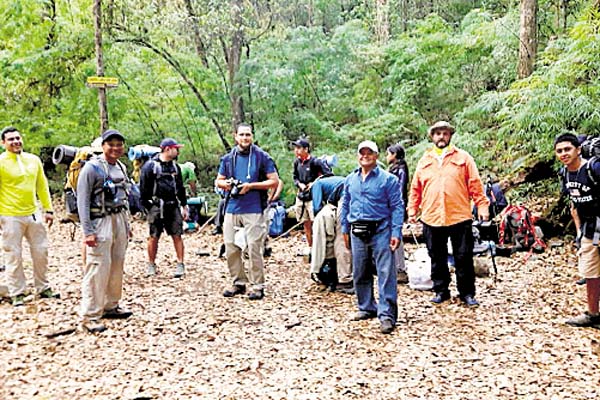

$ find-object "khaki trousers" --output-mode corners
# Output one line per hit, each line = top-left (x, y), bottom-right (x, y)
(80, 212), (129, 321)
(1, 213), (50, 297)
(310, 204), (352, 284)
(224, 213), (266, 291)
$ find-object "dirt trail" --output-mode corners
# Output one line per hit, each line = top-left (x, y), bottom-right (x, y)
(1, 218), (599, 399)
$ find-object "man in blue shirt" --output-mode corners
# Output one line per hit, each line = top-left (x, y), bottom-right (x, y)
(340, 140), (404, 334)
(215, 123), (279, 300)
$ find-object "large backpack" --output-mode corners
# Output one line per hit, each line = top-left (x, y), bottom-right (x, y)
(64, 151), (137, 222)
(498, 205), (545, 254)
(267, 201), (286, 237)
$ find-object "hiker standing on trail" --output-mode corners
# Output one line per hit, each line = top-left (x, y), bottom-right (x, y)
(77, 129), (132, 333)
(407, 121), (489, 307)
(554, 133), (600, 327)
(0, 126), (58, 307)
(215, 123), (278, 300)
(340, 140), (403, 334)
(292, 138), (332, 257)
(140, 138), (188, 278)
(386, 143), (410, 284)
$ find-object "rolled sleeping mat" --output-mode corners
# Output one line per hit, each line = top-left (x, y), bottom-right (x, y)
(128, 145), (161, 161)
(52, 145), (79, 165)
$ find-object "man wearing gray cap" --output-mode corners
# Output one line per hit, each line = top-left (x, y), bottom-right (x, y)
(408, 121), (489, 307)
(340, 140), (404, 334)
(78, 129), (132, 333)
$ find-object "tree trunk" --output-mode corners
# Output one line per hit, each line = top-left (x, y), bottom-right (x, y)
(93, 0), (109, 133)
(183, 0), (210, 68)
(375, 0), (389, 44)
(229, 0), (245, 131)
(517, 0), (537, 79)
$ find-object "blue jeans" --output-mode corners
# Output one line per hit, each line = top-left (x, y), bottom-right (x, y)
(351, 228), (398, 324)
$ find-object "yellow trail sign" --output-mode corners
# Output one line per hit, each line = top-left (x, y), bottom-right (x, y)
(86, 76), (119, 88)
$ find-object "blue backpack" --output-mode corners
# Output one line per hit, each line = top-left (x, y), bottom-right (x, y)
(268, 201), (286, 237)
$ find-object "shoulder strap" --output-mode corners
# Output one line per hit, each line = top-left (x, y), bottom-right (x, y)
(586, 157), (598, 187)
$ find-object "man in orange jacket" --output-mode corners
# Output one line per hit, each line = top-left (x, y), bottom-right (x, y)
(407, 121), (489, 306)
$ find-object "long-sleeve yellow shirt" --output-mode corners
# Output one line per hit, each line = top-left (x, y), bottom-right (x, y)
(0, 151), (53, 216)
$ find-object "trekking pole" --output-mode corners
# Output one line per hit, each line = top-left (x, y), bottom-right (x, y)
(488, 241), (498, 284)
(271, 220), (304, 242)
(196, 214), (216, 233)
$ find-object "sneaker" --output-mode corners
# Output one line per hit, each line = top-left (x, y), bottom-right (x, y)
(80, 321), (107, 334)
(223, 284), (246, 297)
(397, 271), (409, 284)
(174, 263), (185, 278)
(11, 294), (25, 307)
(263, 247), (272, 258)
(146, 263), (157, 277)
(248, 289), (264, 300)
(565, 312), (600, 327)
(39, 288), (60, 299)
(576, 278), (587, 285)
(380, 319), (395, 334)
(430, 291), (451, 304)
(211, 226), (223, 235)
(351, 311), (377, 321)
(102, 306), (133, 319)
(461, 295), (480, 307)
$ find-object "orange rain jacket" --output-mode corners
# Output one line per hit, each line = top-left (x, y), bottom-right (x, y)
(408, 146), (489, 227)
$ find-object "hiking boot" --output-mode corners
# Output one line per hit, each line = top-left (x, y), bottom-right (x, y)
(351, 311), (377, 321)
(146, 263), (157, 277)
(397, 271), (409, 284)
(565, 312), (600, 327)
(102, 306), (133, 319)
(576, 278), (587, 285)
(223, 284), (246, 298)
(11, 294), (25, 307)
(263, 247), (272, 258)
(211, 226), (223, 235)
(39, 288), (60, 299)
(336, 282), (355, 295)
(430, 291), (451, 304)
(248, 289), (264, 300)
(461, 295), (480, 307)
(380, 319), (395, 334)
(174, 263), (185, 278)
(80, 321), (107, 334)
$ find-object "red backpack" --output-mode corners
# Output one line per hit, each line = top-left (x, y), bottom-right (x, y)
(499, 205), (546, 258)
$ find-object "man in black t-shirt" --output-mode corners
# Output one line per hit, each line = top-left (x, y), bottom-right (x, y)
(140, 138), (189, 278)
(292, 138), (332, 255)
(555, 133), (600, 328)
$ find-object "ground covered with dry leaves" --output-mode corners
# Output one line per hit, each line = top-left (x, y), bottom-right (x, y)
(1, 215), (600, 400)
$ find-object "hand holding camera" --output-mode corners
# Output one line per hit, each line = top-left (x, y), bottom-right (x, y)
(228, 178), (251, 198)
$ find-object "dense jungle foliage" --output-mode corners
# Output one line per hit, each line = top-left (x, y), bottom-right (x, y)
(1, 0), (600, 205)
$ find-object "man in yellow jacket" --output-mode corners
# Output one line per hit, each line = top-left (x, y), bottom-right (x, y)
(0, 126), (58, 306)
(408, 121), (489, 307)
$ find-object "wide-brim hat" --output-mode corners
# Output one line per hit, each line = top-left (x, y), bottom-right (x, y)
(428, 121), (455, 135)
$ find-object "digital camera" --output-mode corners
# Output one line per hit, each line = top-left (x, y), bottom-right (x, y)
(229, 179), (244, 198)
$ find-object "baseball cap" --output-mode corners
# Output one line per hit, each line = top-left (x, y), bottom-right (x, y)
(101, 129), (125, 143)
(357, 140), (379, 153)
(428, 121), (455, 135)
(291, 138), (310, 148)
(160, 138), (184, 149)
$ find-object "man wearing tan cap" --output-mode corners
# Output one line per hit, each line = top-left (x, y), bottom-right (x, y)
(408, 121), (489, 307)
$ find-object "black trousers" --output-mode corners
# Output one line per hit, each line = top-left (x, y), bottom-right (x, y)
(422, 220), (475, 298)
